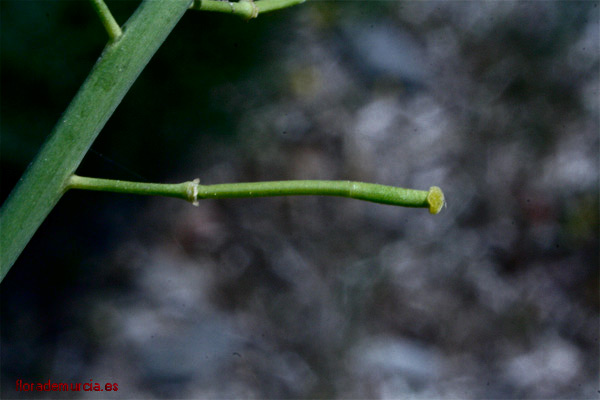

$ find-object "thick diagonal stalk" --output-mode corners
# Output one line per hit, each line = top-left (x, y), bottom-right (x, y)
(0, 0), (192, 282)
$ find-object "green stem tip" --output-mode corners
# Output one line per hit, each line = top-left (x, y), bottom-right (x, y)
(67, 175), (445, 214)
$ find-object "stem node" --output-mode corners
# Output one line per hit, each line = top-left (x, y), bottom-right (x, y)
(189, 0), (305, 19)
(189, 179), (200, 206)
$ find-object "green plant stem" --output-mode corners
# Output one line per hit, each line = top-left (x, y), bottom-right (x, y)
(190, 0), (305, 19)
(0, 0), (192, 282)
(253, 0), (305, 14)
(67, 175), (198, 203)
(66, 175), (445, 214)
(89, 0), (122, 42)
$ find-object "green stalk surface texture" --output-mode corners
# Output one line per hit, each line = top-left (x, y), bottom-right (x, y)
(199, 181), (430, 207)
(67, 175), (195, 201)
(66, 176), (442, 210)
(0, 0), (192, 282)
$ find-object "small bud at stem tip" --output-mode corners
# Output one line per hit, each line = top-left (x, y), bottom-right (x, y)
(427, 186), (445, 214)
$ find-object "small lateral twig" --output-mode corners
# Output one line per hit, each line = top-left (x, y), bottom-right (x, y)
(189, 0), (305, 20)
(67, 175), (446, 214)
(89, 0), (122, 42)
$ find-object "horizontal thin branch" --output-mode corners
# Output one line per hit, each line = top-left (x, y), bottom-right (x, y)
(189, 0), (305, 19)
(67, 175), (198, 203)
(67, 175), (445, 214)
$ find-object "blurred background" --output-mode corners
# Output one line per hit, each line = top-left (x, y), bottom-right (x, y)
(1, 1), (598, 398)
